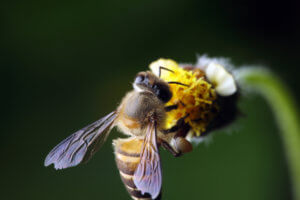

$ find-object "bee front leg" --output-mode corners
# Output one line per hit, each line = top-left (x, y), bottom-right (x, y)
(164, 104), (178, 112)
(164, 101), (186, 112)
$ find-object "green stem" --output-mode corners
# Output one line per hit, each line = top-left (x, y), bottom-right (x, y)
(237, 68), (300, 200)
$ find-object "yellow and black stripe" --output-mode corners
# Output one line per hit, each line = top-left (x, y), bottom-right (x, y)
(113, 138), (161, 200)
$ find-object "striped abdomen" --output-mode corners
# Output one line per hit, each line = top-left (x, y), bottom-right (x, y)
(113, 137), (161, 200)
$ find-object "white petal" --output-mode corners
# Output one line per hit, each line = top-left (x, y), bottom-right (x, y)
(149, 61), (160, 76)
(216, 76), (237, 96)
(205, 63), (237, 96)
(214, 66), (228, 83)
(206, 63), (219, 82)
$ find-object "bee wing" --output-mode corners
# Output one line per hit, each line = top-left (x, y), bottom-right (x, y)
(44, 111), (117, 170)
(133, 121), (162, 199)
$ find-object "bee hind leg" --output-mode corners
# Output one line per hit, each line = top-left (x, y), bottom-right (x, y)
(159, 139), (182, 157)
(159, 137), (193, 157)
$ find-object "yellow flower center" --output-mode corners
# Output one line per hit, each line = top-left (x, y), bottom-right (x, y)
(149, 59), (219, 136)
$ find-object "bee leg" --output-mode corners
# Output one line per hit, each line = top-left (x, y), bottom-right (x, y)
(160, 137), (193, 157)
(162, 114), (190, 134)
(159, 139), (182, 157)
(162, 125), (179, 134)
(174, 120), (190, 138)
(165, 100), (186, 112)
(171, 136), (193, 154)
(164, 104), (178, 112)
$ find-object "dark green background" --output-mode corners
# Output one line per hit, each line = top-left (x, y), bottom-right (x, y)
(2, 0), (299, 199)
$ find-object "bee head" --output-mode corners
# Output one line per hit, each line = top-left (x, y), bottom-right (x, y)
(133, 71), (172, 103)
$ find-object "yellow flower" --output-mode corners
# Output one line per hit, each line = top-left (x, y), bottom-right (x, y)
(149, 58), (219, 136)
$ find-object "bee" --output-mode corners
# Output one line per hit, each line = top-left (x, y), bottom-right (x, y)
(45, 56), (239, 200)
(44, 70), (193, 200)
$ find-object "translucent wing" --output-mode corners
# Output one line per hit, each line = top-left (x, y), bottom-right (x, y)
(133, 121), (162, 199)
(44, 111), (117, 170)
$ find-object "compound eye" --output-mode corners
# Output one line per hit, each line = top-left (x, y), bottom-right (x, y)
(134, 75), (145, 84)
(154, 85), (172, 103)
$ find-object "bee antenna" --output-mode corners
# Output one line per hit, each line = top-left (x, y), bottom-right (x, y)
(159, 66), (174, 78)
(168, 81), (189, 87)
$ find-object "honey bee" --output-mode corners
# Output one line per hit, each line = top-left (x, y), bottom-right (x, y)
(45, 69), (193, 200)
(45, 56), (239, 200)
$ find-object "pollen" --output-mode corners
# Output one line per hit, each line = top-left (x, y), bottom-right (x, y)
(150, 59), (219, 136)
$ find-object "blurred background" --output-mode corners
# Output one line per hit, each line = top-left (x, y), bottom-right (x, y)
(2, 0), (299, 199)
